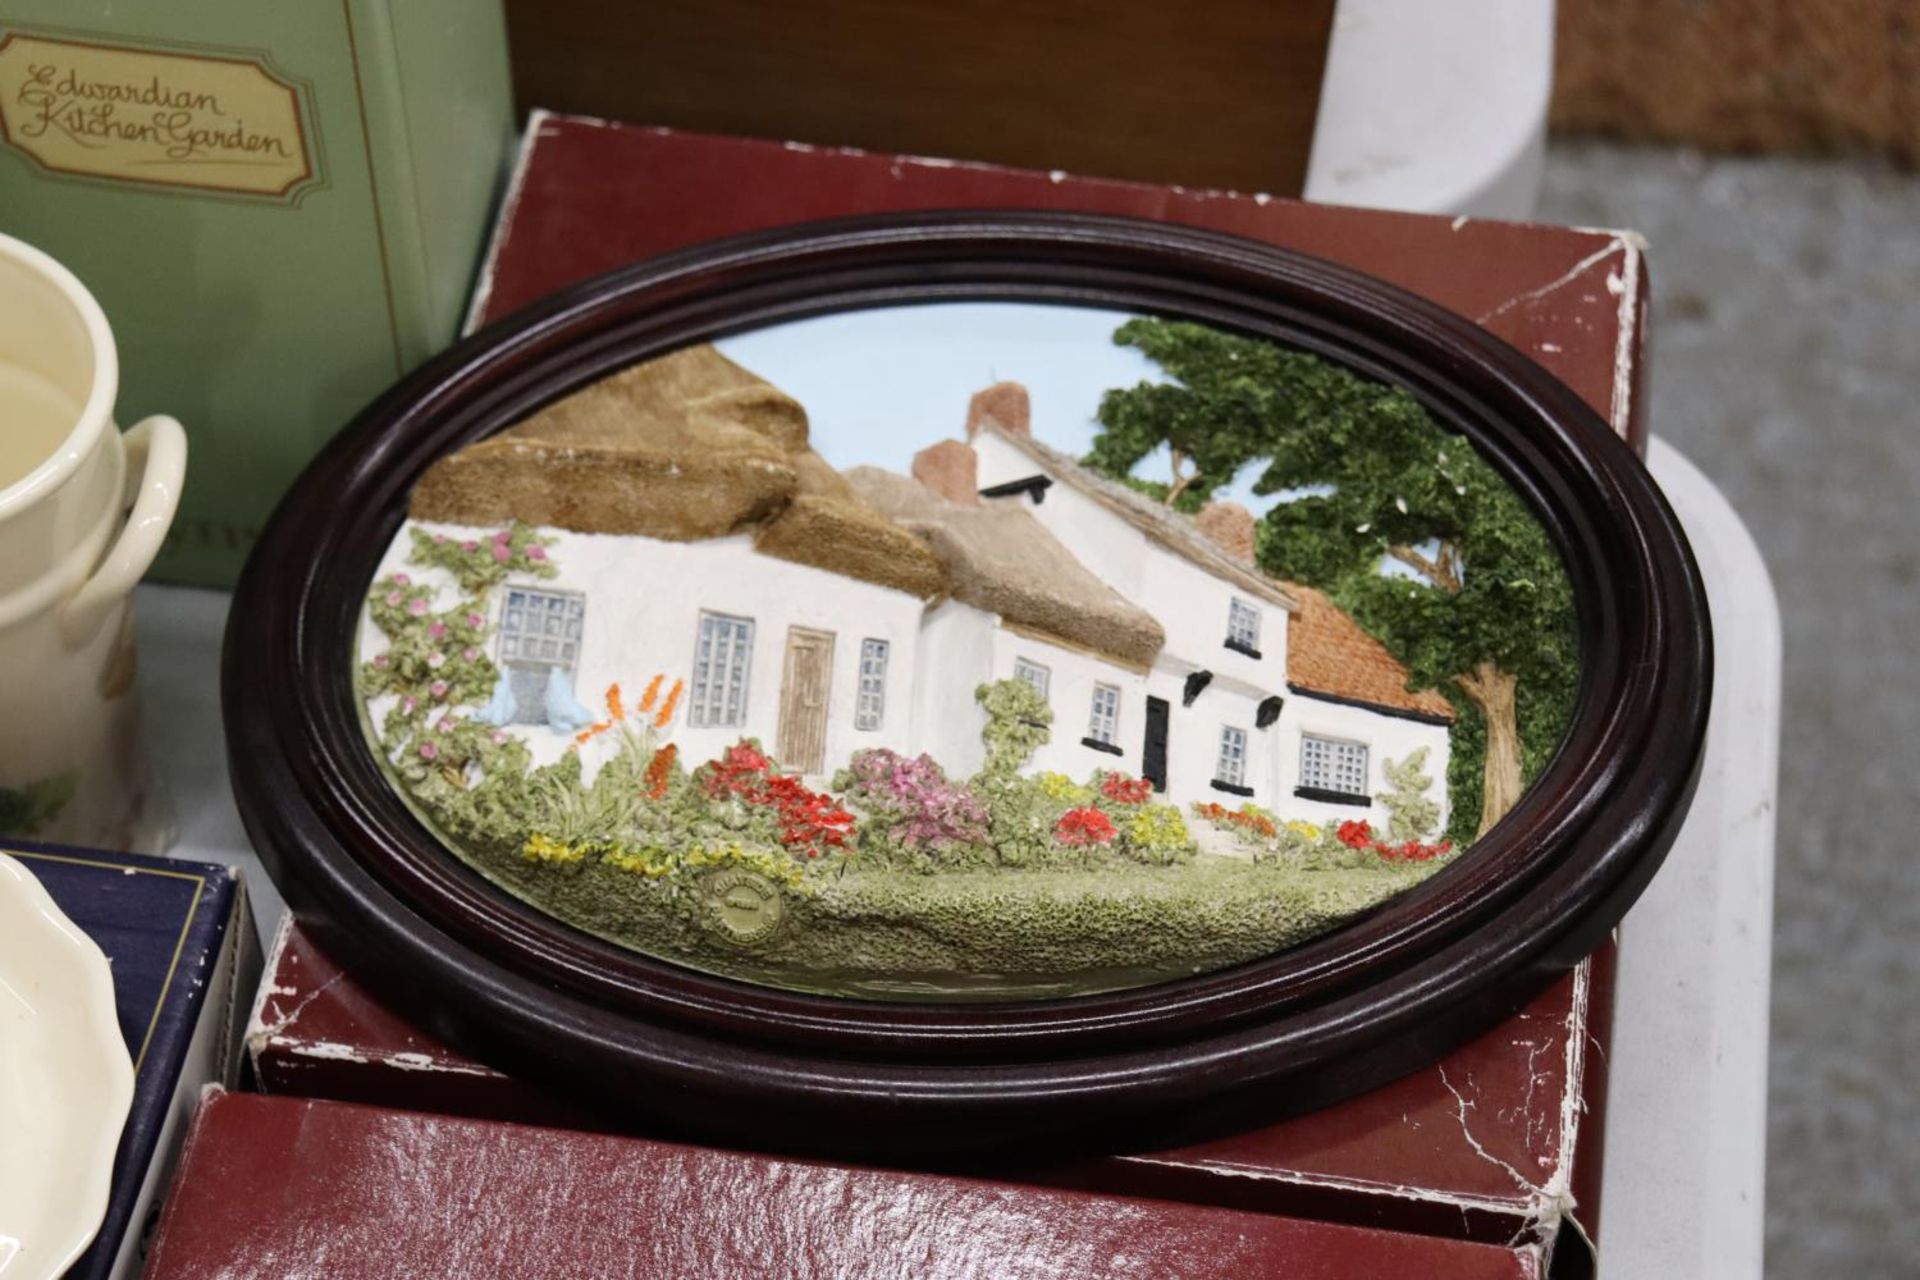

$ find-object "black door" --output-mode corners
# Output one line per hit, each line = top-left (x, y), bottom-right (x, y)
(1143, 696), (1170, 792)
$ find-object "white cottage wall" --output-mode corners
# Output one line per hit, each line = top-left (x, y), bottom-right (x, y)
(373, 522), (927, 781)
(359, 513), (1450, 837)
(1134, 539), (1290, 699)
(975, 439), (1292, 712)
(1155, 667), (1276, 811)
(1273, 692), (1452, 835)
(972, 434), (1151, 601)
(990, 628), (1150, 781)
(910, 598), (998, 777)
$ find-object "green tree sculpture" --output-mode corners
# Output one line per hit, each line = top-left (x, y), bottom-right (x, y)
(1379, 748), (1442, 843)
(1090, 318), (1578, 842)
(975, 678), (1053, 779)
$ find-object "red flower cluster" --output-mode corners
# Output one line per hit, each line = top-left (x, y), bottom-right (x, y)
(700, 740), (856, 858)
(643, 743), (676, 801)
(1376, 838), (1454, 863)
(1099, 773), (1153, 806)
(700, 741), (777, 801)
(1336, 818), (1450, 862)
(1055, 806), (1118, 846)
(1193, 802), (1277, 838)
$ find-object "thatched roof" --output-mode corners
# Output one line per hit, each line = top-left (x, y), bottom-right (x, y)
(846, 466), (1165, 669)
(409, 345), (946, 598)
(978, 426), (1300, 613)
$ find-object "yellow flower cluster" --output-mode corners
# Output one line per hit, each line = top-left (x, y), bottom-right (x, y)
(1285, 820), (1323, 841)
(1128, 804), (1191, 849)
(522, 833), (586, 865)
(1035, 772), (1092, 803)
(680, 842), (810, 891)
(601, 845), (678, 878)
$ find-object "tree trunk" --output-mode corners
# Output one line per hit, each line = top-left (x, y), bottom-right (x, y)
(1455, 661), (1523, 837)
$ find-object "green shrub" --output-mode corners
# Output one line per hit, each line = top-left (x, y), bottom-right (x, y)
(1379, 748), (1442, 842)
(976, 678), (1052, 779)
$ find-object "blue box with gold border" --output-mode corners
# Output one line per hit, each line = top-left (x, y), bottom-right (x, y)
(4, 840), (257, 1279)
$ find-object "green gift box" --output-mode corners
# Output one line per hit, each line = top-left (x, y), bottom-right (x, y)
(0, 1), (514, 585)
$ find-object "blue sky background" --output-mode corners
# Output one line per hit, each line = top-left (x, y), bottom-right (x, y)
(715, 302), (1282, 514)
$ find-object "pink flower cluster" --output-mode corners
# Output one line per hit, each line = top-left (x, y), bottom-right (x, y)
(839, 748), (988, 848)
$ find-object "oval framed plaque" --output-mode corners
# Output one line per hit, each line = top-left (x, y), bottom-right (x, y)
(225, 212), (1710, 1152)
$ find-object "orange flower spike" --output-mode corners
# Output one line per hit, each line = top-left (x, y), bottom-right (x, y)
(654, 678), (684, 729)
(638, 673), (664, 713)
(606, 682), (624, 722)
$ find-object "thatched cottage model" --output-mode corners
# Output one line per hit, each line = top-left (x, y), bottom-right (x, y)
(387, 345), (1452, 828)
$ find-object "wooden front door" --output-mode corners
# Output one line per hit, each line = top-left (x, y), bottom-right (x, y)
(777, 626), (836, 774)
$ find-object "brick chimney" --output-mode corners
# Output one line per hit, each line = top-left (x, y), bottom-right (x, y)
(912, 439), (979, 505)
(1196, 501), (1257, 565)
(964, 381), (1031, 439)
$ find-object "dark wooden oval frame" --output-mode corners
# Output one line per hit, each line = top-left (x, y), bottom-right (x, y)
(225, 211), (1710, 1153)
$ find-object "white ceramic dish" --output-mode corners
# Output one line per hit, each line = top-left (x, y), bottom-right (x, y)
(0, 852), (134, 1280)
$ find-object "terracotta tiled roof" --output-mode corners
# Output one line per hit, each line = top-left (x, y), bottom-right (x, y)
(1280, 581), (1455, 721)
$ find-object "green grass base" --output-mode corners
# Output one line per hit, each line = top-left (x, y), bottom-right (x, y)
(465, 841), (1437, 1002)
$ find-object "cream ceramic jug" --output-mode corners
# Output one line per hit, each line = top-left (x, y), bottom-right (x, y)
(0, 231), (185, 851)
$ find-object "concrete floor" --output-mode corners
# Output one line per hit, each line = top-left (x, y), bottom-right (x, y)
(1539, 143), (1920, 1278)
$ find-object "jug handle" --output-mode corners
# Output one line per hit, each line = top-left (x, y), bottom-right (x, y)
(60, 415), (186, 648)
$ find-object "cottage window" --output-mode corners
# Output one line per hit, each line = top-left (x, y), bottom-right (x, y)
(1013, 657), (1051, 701)
(1216, 726), (1249, 788)
(855, 638), (889, 731)
(499, 588), (584, 668)
(1300, 734), (1369, 797)
(497, 588), (586, 726)
(1087, 683), (1121, 746)
(1226, 597), (1261, 656)
(690, 612), (754, 728)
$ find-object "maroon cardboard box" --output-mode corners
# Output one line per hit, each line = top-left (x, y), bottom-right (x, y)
(241, 113), (1650, 1272)
(145, 1090), (1551, 1278)
(469, 111), (1648, 453)
(251, 911), (1614, 1268)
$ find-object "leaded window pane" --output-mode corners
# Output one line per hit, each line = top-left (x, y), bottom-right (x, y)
(1228, 598), (1261, 650)
(495, 587), (584, 677)
(1300, 735), (1369, 796)
(1216, 726), (1249, 786)
(1088, 683), (1120, 745)
(856, 638), (889, 731)
(1013, 658), (1050, 701)
(692, 612), (754, 728)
